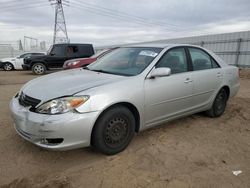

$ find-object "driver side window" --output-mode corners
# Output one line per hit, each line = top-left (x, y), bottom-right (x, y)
(156, 48), (188, 74)
(51, 46), (64, 56)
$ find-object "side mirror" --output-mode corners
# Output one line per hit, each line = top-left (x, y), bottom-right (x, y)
(149, 67), (171, 78)
(50, 52), (55, 56)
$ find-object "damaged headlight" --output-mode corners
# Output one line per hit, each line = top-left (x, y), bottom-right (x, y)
(36, 96), (89, 114)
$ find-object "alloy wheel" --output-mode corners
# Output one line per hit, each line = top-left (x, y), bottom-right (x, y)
(4, 63), (13, 71)
(33, 64), (45, 74)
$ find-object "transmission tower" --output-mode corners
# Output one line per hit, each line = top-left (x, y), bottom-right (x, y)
(50, 0), (69, 44)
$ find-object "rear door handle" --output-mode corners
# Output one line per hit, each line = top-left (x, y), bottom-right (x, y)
(217, 72), (222, 77)
(184, 78), (192, 83)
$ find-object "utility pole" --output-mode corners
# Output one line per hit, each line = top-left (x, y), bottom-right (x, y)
(49, 0), (69, 44)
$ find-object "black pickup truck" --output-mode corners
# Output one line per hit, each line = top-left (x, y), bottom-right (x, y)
(23, 43), (94, 74)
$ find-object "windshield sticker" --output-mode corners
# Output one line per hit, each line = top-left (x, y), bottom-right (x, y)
(139, 51), (158, 57)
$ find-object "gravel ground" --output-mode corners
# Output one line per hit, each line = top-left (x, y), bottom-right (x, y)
(0, 70), (249, 188)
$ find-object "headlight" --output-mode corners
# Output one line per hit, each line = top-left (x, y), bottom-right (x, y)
(67, 61), (80, 66)
(36, 96), (89, 114)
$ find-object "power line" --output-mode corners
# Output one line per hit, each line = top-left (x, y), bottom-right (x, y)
(71, 0), (183, 30)
(69, 5), (178, 34)
(0, 0), (47, 9)
(0, 0), (219, 43)
(70, 1), (180, 32)
(69, 1), (213, 37)
(0, 2), (49, 12)
(70, 0), (220, 37)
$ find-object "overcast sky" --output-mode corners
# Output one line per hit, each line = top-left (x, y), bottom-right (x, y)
(0, 0), (250, 47)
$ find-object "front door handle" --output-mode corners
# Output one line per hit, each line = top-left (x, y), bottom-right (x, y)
(184, 78), (192, 83)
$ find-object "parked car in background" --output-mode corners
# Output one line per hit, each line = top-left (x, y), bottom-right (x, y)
(0, 52), (45, 71)
(22, 43), (94, 75)
(10, 44), (240, 155)
(63, 48), (118, 69)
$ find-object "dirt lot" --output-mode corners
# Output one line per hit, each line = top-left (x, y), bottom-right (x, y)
(0, 70), (249, 188)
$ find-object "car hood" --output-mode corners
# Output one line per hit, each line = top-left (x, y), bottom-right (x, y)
(68, 57), (93, 61)
(65, 57), (96, 64)
(22, 69), (126, 102)
(0, 57), (16, 62)
(26, 55), (47, 61)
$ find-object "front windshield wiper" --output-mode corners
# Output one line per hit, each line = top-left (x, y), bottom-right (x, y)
(90, 69), (113, 74)
(82, 66), (89, 70)
(91, 69), (133, 76)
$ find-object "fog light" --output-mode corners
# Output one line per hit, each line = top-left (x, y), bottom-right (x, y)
(40, 138), (48, 144)
(40, 138), (63, 145)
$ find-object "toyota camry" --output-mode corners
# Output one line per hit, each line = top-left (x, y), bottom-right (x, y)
(10, 44), (240, 155)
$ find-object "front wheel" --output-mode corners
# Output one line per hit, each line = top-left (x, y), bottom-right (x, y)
(3, 63), (14, 71)
(206, 88), (228, 118)
(91, 106), (135, 155)
(32, 63), (46, 75)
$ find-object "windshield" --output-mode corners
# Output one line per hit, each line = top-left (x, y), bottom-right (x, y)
(47, 45), (53, 55)
(87, 47), (163, 76)
(91, 49), (109, 58)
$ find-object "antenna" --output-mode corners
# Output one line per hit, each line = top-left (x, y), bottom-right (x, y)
(49, 0), (69, 44)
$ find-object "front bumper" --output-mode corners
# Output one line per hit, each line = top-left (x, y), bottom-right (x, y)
(22, 64), (31, 70)
(10, 97), (99, 150)
(0, 61), (4, 68)
(63, 65), (70, 70)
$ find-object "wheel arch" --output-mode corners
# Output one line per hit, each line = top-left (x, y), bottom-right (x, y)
(3, 61), (14, 67)
(90, 102), (141, 145)
(221, 85), (230, 100)
(31, 61), (48, 69)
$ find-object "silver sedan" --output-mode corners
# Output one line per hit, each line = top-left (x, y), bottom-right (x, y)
(10, 44), (240, 155)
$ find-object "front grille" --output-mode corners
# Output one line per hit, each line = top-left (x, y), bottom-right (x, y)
(18, 92), (41, 108)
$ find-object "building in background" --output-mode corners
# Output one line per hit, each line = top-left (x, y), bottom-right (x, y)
(97, 30), (250, 68)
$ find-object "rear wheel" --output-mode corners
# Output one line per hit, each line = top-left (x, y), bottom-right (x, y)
(32, 63), (46, 75)
(3, 62), (14, 71)
(91, 106), (135, 155)
(206, 88), (228, 118)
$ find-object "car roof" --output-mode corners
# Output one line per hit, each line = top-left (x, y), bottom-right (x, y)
(123, 43), (198, 48)
(21, 52), (45, 55)
(53, 43), (92, 46)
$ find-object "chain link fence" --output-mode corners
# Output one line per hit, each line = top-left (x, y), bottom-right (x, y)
(0, 40), (48, 59)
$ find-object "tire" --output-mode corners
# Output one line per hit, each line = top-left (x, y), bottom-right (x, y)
(206, 88), (228, 118)
(91, 106), (135, 155)
(32, 63), (46, 75)
(3, 62), (14, 71)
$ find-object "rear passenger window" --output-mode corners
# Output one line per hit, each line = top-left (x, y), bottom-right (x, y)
(189, 48), (212, 71)
(211, 58), (220, 68)
(156, 48), (188, 74)
(67, 46), (79, 57)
